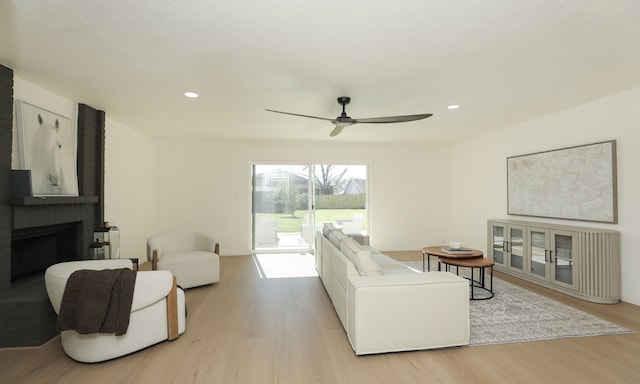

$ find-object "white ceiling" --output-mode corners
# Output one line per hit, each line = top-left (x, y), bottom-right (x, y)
(1, 1), (639, 143)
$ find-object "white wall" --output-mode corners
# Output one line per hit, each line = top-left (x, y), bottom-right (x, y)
(103, 118), (155, 261)
(153, 140), (451, 255)
(448, 87), (640, 305)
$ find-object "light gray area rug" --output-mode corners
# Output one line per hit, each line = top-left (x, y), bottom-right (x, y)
(402, 261), (633, 346)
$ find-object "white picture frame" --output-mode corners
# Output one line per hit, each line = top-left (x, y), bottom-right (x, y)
(16, 100), (79, 196)
(507, 140), (617, 223)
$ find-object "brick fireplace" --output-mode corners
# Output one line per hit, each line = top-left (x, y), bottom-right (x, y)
(0, 64), (106, 347)
(11, 223), (80, 280)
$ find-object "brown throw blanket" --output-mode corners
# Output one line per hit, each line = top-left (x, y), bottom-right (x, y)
(56, 268), (137, 336)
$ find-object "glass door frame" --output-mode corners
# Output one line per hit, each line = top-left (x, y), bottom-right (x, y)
(527, 226), (551, 282)
(550, 229), (579, 290)
(252, 163), (369, 254)
(507, 224), (526, 273)
(252, 163), (315, 254)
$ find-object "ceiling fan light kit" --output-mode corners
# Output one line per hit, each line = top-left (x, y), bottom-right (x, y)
(266, 96), (433, 137)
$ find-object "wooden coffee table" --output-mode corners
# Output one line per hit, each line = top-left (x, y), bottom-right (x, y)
(420, 246), (483, 272)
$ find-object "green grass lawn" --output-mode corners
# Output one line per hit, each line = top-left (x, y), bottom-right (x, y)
(256, 209), (366, 232)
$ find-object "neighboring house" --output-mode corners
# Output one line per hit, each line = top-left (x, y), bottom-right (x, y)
(254, 170), (308, 193)
(339, 178), (366, 195)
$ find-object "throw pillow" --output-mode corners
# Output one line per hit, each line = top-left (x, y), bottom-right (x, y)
(340, 237), (382, 276)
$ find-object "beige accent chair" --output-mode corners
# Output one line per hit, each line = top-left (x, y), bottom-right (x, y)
(45, 259), (186, 363)
(147, 232), (220, 289)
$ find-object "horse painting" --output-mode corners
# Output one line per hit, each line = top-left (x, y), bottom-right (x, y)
(17, 101), (78, 196)
(28, 114), (68, 194)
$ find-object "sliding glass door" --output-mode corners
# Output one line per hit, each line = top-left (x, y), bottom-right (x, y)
(252, 164), (313, 253)
(312, 164), (368, 239)
(252, 163), (367, 253)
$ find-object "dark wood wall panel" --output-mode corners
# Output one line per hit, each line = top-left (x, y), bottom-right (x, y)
(77, 104), (105, 216)
(0, 65), (14, 292)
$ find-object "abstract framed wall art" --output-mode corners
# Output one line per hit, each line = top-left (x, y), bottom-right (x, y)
(16, 100), (79, 196)
(507, 140), (617, 223)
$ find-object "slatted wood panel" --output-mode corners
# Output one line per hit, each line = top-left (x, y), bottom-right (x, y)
(578, 231), (621, 300)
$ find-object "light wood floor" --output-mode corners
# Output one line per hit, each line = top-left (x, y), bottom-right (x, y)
(1, 252), (639, 384)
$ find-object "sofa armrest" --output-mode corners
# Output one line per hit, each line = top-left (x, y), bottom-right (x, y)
(152, 249), (158, 270)
(195, 232), (218, 253)
(347, 272), (470, 355)
(147, 236), (162, 262)
(131, 270), (174, 312)
(166, 276), (179, 340)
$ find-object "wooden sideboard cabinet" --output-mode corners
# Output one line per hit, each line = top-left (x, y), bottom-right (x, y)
(487, 220), (620, 303)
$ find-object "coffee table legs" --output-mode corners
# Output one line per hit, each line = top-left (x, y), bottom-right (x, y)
(422, 252), (434, 272)
(422, 251), (431, 272)
(442, 263), (494, 300)
(421, 251), (457, 272)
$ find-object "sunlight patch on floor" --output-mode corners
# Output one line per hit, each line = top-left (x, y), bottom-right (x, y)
(253, 253), (318, 279)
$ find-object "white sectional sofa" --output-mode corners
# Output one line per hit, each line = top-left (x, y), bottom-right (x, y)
(315, 224), (470, 355)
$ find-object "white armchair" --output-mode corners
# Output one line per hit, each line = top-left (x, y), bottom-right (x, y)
(342, 213), (364, 234)
(45, 259), (186, 363)
(147, 232), (220, 289)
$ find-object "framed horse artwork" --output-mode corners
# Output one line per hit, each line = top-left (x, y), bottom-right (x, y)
(16, 100), (79, 196)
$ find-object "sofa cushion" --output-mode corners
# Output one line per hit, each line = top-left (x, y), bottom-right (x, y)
(340, 237), (382, 276)
(323, 222), (338, 237)
(370, 252), (416, 275)
(328, 229), (348, 248)
(157, 251), (220, 288)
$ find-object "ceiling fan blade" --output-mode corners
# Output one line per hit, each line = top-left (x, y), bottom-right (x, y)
(354, 113), (433, 124)
(265, 109), (334, 122)
(329, 125), (346, 137)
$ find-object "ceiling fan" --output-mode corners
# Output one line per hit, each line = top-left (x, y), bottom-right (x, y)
(266, 96), (433, 137)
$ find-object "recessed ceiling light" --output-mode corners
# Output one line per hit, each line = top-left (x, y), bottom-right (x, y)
(447, 104), (460, 110)
(184, 91), (199, 98)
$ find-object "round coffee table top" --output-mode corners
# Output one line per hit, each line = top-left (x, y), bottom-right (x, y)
(439, 256), (494, 268)
(421, 245), (483, 259)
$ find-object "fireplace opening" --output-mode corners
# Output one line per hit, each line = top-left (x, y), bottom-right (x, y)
(11, 223), (81, 282)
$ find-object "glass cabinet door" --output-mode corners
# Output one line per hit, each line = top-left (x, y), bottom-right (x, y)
(528, 228), (549, 281)
(491, 224), (506, 267)
(551, 230), (578, 289)
(508, 226), (525, 273)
